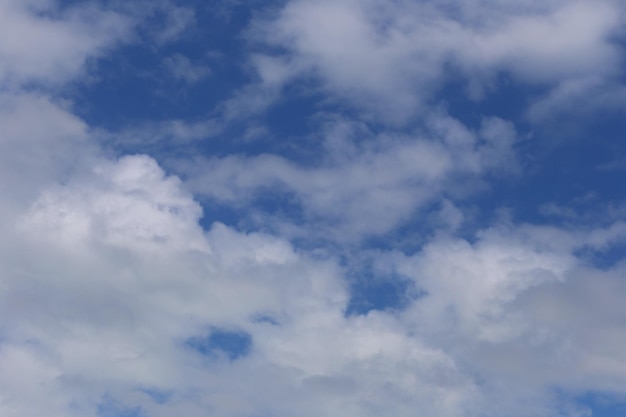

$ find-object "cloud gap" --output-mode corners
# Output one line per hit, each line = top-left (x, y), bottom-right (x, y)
(185, 328), (253, 361)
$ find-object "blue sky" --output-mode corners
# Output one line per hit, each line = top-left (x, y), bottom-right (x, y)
(2, 0), (626, 416)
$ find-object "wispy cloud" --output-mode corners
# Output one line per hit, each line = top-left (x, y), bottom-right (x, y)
(178, 113), (519, 240)
(248, 0), (623, 123)
(163, 54), (211, 83)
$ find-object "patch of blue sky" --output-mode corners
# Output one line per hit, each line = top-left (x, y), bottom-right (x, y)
(486, 145), (626, 225)
(69, 3), (254, 129)
(345, 273), (418, 317)
(438, 78), (626, 226)
(186, 328), (252, 361)
(97, 395), (143, 417)
(575, 241), (626, 270)
(577, 393), (626, 417)
(251, 314), (280, 326)
(341, 253), (423, 316)
(439, 72), (537, 128)
(138, 388), (172, 406)
(195, 185), (305, 234)
(196, 199), (250, 231)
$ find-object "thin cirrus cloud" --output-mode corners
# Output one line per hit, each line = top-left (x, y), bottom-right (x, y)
(1, 1), (626, 417)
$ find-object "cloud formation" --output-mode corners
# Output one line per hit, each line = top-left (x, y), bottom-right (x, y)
(2, 1), (626, 417)
(0, 0), (130, 89)
(180, 113), (519, 239)
(251, 0), (623, 122)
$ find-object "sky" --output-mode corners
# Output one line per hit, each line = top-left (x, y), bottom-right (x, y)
(1, 0), (626, 416)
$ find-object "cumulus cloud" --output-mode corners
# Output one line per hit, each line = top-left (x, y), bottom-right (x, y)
(374, 223), (626, 416)
(2, 151), (352, 416)
(0, 144), (479, 417)
(6, 144), (626, 417)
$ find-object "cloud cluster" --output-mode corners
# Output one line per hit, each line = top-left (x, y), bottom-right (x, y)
(251, 0), (624, 122)
(180, 114), (518, 239)
(6, 148), (626, 417)
(3, 153), (349, 417)
(394, 224), (626, 416)
(2, 1), (626, 417)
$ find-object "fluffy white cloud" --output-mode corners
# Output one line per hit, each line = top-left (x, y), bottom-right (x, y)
(5, 143), (626, 417)
(0, 87), (568, 417)
(1, 151), (345, 416)
(1, 147), (481, 417)
(383, 223), (626, 416)
(250, 0), (624, 122)
(0, 0), (131, 89)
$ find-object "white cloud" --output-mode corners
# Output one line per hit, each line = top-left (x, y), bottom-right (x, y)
(6, 147), (626, 416)
(384, 223), (626, 416)
(249, 0), (624, 122)
(0, 93), (95, 214)
(1, 151), (348, 416)
(0, 0), (131, 89)
(179, 113), (519, 239)
(0, 146), (479, 417)
(21, 155), (208, 251)
(0, 88), (553, 417)
(397, 226), (577, 343)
